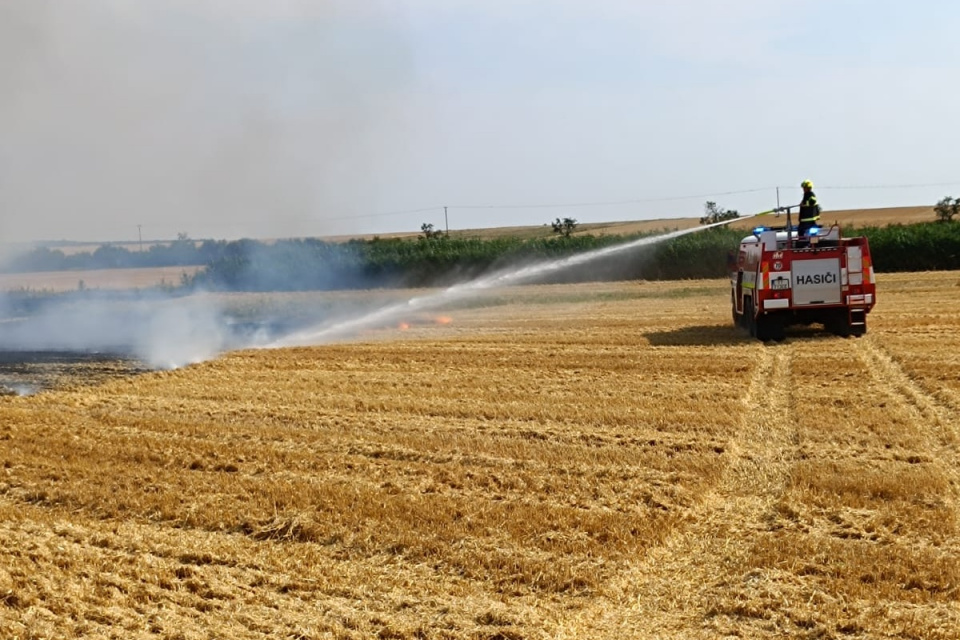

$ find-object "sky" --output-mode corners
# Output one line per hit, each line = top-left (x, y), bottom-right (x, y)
(1, 0), (959, 244)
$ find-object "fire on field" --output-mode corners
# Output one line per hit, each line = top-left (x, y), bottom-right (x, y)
(1, 275), (960, 639)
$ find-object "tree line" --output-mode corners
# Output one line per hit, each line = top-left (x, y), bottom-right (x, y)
(156, 221), (960, 291)
(4, 236), (222, 273)
(3, 221), (958, 292)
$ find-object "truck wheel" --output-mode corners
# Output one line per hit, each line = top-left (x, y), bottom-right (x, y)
(828, 311), (866, 338)
(745, 298), (756, 337)
(732, 294), (747, 330)
(850, 319), (866, 337)
(755, 315), (785, 342)
(827, 316), (849, 337)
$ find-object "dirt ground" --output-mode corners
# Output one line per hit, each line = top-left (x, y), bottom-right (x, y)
(1, 271), (959, 638)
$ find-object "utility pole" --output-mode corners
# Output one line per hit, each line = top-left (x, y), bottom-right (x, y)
(138, 224), (143, 252)
(444, 206), (449, 236)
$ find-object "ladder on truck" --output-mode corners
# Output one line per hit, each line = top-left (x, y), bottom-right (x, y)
(845, 243), (867, 330)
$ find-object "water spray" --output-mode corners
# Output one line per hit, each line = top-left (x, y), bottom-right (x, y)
(269, 210), (771, 348)
(0, 212), (767, 381)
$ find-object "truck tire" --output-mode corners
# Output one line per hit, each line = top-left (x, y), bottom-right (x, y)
(755, 314), (785, 342)
(828, 311), (866, 338)
(850, 319), (866, 337)
(732, 293), (746, 330)
(745, 298), (756, 337)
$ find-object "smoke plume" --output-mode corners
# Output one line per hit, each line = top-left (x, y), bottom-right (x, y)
(0, 291), (227, 369)
(0, 0), (414, 243)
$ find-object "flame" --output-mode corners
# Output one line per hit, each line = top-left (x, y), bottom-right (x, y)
(398, 322), (410, 331)
(434, 316), (453, 325)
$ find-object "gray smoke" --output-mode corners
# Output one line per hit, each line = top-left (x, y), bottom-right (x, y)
(0, 0), (417, 369)
(0, 0), (413, 243)
(272, 214), (755, 347)
(0, 291), (227, 369)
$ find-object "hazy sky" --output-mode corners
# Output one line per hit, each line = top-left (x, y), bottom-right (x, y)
(2, 0), (959, 243)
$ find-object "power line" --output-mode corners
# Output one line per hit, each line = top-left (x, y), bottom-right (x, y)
(323, 206), (443, 222)
(449, 187), (772, 210)
(322, 180), (960, 223)
(779, 181), (960, 191)
(317, 189), (772, 227)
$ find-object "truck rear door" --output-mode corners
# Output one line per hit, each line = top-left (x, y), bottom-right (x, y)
(792, 257), (842, 306)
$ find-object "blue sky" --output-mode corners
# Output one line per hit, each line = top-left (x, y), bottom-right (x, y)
(2, 0), (959, 242)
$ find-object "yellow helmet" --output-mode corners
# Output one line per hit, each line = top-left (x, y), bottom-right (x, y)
(801, 179), (814, 189)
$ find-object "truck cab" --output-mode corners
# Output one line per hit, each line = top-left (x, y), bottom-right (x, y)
(731, 223), (876, 341)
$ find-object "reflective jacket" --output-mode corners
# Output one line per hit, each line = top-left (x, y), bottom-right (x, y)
(799, 190), (821, 223)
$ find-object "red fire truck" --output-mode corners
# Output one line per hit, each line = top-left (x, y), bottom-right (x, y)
(730, 215), (876, 341)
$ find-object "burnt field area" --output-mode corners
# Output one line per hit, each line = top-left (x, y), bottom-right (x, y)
(0, 290), (309, 388)
(0, 350), (148, 397)
(1, 272), (959, 639)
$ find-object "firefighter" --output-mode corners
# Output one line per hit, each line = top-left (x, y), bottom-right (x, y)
(797, 179), (821, 238)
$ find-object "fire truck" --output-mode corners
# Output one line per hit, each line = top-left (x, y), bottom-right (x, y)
(730, 211), (876, 341)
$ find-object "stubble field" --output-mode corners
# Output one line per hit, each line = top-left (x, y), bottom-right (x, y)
(0, 266), (203, 293)
(1, 271), (959, 639)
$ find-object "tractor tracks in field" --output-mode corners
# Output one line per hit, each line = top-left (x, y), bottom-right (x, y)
(855, 337), (960, 443)
(854, 336), (960, 500)
(557, 344), (798, 639)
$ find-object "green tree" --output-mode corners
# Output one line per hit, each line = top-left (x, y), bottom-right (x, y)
(934, 196), (959, 223)
(419, 223), (444, 240)
(551, 217), (578, 237)
(700, 201), (740, 225)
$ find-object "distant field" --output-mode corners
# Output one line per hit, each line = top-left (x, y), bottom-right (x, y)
(0, 266), (202, 292)
(14, 206), (938, 252)
(324, 205), (937, 242)
(727, 205), (936, 231)
(49, 241), (203, 256)
(1, 206), (938, 293)
(1, 271), (959, 638)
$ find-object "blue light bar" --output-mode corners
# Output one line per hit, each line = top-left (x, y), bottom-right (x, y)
(753, 226), (766, 235)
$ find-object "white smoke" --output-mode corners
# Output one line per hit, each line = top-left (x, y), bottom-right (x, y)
(270, 214), (755, 347)
(134, 296), (228, 369)
(0, 0), (417, 370)
(0, 0), (415, 243)
(0, 292), (226, 369)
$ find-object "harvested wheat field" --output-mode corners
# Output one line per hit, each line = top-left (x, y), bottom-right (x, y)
(0, 266), (203, 293)
(1, 272), (960, 639)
